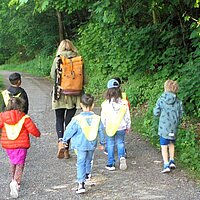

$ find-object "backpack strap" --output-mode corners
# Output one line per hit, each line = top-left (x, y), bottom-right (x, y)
(1, 90), (10, 106)
(74, 114), (100, 141)
(106, 100), (127, 137)
(122, 92), (127, 100)
(1, 90), (21, 106)
(4, 115), (29, 140)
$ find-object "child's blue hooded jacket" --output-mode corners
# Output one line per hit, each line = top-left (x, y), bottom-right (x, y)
(153, 92), (184, 140)
(63, 111), (105, 151)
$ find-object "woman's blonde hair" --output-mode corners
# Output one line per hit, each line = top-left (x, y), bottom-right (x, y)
(164, 80), (179, 94)
(56, 39), (77, 55)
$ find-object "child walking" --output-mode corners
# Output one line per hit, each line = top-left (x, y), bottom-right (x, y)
(0, 97), (41, 198)
(63, 94), (105, 194)
(1, 72), (29, 114)
(104, 77), (130, 157)
(101, 79), (131, 171)
(153, 80), (183, 173)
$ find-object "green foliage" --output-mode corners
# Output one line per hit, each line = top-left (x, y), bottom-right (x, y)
(0, 55), (53, 76)
(176, 126), (200, 175)
(0, 0), (58, 64)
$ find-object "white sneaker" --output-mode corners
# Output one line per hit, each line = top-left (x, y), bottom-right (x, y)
(10, 180), (19, 198)
(169, 160), (176, 169)
(161, 167), (170, 173)
(105, 165), (116, 171)
(76, 182), (85, 194)
(119, 157), (127, 170)
(169, 163), (176, 169)
(85, 173), (91, 181)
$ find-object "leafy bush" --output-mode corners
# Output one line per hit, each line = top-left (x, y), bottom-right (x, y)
(0, 55), (53, 77)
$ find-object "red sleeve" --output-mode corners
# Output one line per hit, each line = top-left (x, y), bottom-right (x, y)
(24, 118), (41, 137)
(0, 113), (3, 129)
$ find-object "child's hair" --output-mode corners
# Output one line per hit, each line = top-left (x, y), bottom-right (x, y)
(81, 94), (94, 108)
(56, 39), (77, 55)
(9, 73), (21, 85)
(105, 88), (122, 103)
(164, 80), (179, 94)
(6, 97), (25, 113)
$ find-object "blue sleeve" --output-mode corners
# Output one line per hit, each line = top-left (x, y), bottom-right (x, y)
(98, 121), (106, 145)
(63, 119), (78, 143)
(153, 98), (161, 117)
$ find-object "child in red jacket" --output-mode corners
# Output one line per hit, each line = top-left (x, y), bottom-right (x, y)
(0, 97), (41, 199)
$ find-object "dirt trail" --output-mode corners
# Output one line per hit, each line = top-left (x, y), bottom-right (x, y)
(0, 71), (199, 200)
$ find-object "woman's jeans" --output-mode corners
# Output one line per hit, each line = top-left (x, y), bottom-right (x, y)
(107, 130), (126, 165)
(55, 108), (76, 143)
(77, 150), (94, 183)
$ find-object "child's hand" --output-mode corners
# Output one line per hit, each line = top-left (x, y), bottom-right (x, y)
(98, 145), (104, 151)
(126, 129), (130, 134)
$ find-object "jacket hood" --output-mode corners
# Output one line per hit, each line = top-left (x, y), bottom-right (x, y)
(8, 86), (22, 96)
(110, 98), (123, 111)
(160, 92), (177, 105)
(1, 110), (25, 125)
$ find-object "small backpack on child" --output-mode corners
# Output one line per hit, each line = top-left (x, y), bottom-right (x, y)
(1, 90), (21, 106)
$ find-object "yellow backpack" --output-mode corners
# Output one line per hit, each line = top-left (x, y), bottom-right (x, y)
(1, 90), (21, 106)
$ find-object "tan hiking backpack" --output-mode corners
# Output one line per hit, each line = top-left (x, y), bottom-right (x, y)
(59, 56), (83, 95)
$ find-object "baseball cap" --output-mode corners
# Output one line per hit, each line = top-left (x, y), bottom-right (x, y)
(107, 79), (119, 89)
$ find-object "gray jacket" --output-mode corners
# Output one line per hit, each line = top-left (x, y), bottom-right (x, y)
(153, 92), (184, 140)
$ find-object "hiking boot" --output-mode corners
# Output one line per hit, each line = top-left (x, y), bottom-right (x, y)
(57, 141), (65, 159)
(76, 182), (85, 194)
(64, 150), (70, 159)
(119, 157), (127, 170)
(169, 160), (176, 169)
(10, 180), (19, 199)
(105, 164), (115, 171)
(161, 165), (170, 173)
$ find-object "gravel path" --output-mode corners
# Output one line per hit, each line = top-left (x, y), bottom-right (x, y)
(0, 71), (199, 200)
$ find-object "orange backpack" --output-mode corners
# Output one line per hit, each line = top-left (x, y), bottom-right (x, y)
(59, 56), (83, 95)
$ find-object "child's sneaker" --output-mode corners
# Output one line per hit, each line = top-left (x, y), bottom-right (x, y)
(76, 182), (85, 194)
(169, 160), (176, 169)
(161, 165), (170, 173)
(105, 164), (115, 171)
(10, 180), (19, 198)
(119, 157), (127, 170)
(125, 149), (127, 159)
(85, 173), (91, 181)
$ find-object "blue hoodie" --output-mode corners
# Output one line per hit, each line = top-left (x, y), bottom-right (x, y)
(153, 92), (184, 140)
(63, 111), (105, 151)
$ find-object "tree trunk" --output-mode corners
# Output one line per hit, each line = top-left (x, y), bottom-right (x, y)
(57, 11), (65, 42)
